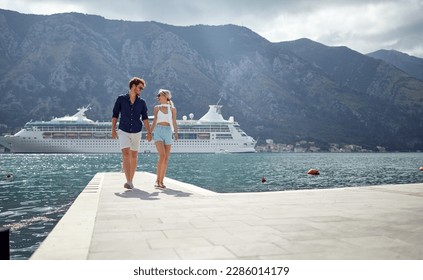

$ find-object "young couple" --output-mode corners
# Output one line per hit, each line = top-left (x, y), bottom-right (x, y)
(111, 77), (178, 190)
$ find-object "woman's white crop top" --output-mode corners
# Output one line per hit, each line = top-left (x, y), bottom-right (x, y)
(157, 108), (170, 123)
(156, 104), (174, 131)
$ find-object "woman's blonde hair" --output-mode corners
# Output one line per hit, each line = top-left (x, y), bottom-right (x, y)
(158, 89), (174, 107)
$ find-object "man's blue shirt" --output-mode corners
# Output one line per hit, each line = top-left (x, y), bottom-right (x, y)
(112, 94), (148, 133)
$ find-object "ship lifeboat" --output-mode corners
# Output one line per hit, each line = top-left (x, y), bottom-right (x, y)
(42, 132), (52, 138)
(420, 166), (423, 171)
(52, 132), (65, 139)
(79, 132), (93, 138)
(307, 169), (320, 175)
(93, 133), (106, 139)
(66, 133), (78, 139)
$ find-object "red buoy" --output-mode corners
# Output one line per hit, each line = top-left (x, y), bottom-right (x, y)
(307, 169), (320, 175)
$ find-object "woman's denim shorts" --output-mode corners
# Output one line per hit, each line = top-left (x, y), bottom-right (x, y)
(153, 125), (173, 145)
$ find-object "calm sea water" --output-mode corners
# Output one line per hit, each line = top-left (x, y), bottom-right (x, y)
(1, 152), (422, 259)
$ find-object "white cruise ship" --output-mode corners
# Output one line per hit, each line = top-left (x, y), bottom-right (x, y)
(0, 105), (257, 153)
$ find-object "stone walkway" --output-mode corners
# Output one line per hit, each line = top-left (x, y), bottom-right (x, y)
(31, 172), (423, 259)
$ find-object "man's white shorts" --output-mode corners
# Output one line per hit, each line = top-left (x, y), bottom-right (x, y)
(118, 129), (141, 151)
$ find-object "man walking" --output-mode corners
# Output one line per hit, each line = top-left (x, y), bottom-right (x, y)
(112, 77), (152, 189)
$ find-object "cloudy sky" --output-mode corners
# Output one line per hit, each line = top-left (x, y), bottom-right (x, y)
(1, 0), (422, 57)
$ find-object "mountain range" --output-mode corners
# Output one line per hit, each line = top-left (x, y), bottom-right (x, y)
(367, 49), (423, 82)
(0, 9), (422, 151)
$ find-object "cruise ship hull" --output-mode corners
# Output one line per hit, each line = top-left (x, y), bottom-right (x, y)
(0, 135), (256, 153)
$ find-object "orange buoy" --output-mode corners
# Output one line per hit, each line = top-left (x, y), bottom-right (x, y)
(307, 169), (320, 175)
(420, 166), (423, 171)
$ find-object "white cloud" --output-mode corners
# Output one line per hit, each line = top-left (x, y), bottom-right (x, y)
(1, 0), (83, 15)
(1, 0), (422, 57)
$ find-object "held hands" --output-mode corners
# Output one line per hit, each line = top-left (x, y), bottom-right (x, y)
(146, 133), (152, 142)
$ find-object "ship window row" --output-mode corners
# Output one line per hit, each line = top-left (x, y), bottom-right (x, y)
(175, 128), (230, 133)
(16, 140), (242, 150)
(31, 123), (110, 127)
(29, 126), (111, 132)
(177, 125), (229, 129)
(21, 137), (244, 144)
(169, 142), (239, 146)
(141, 135), (235, 140)
(173, 143), (239, 147)
(28, 126), (230, 133)
(34, 125), (231, 130)
(19, 141), (120, 148)
(19, 138), (246, 145)
(41, 132), (113, 139)
(142, 133), (235, 140)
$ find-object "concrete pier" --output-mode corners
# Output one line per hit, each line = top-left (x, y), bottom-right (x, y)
(31, 172), (423, 260)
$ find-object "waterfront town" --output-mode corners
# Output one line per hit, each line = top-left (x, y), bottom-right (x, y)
(256, 139), (387, 153)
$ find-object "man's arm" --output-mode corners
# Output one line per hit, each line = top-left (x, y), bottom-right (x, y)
(143, 119), (152, 142)
(111, 117), (118, 139)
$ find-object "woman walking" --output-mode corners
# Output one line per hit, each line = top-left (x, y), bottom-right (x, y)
(151, 89), (178, 189)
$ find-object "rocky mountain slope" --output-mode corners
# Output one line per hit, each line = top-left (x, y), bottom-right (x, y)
(0, 9), (422, 151)
(367, 49), (423, 81)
